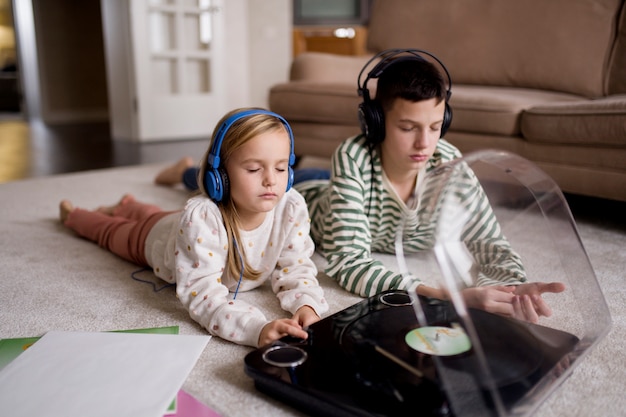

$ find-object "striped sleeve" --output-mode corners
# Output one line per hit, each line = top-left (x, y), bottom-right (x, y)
(319, 137), (415, 296)
(456, 168), (527, 285)
(421, 158), (527, 286)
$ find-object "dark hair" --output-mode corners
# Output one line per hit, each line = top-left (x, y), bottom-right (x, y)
(374, 58), (448, 113)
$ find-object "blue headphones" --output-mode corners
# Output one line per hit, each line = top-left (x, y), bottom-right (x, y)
(204, 109), (296, 202)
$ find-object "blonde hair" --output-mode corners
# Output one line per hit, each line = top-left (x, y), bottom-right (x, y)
(197, 108), (291, 281)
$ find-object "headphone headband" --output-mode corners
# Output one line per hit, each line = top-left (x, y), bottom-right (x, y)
(205, 109), (296, 202)
(357, 48), (453, 101)
(208, 109), (296, 170)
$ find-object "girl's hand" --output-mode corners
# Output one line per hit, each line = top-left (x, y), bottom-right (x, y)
(258, 318), (308, 347)
(292, 305), (321, 328)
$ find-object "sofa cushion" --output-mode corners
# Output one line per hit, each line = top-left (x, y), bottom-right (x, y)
(270, 81), (361, 125)
(367, 0), (623, 98)
(449, 131), (626, 172)
(450, 86), (582, 136)
(521, 96), (626, 146)
(270, 80), (586, 139)
(290, 52), (371, 84)
(449, 131), (626, 199)
(289, 122), (362, 157)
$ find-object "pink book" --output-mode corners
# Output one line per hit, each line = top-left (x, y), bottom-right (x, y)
(164, 390), (221, 417)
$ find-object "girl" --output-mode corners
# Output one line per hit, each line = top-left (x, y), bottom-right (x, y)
(59, 108), (328, 347)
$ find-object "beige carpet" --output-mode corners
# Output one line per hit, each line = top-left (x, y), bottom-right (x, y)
(0, 162), (624, 417)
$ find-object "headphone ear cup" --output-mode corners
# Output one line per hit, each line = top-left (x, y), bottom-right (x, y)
(441, 102), (453, 138)
(359, 99), (385, 145)
(286, 166), (294, 192)
(218, 167), (229, 201)
(205, 168), (222, 202)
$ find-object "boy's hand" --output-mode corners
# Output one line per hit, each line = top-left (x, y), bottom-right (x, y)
(512, 281), (566, 320)
(461, 282), (565, 323)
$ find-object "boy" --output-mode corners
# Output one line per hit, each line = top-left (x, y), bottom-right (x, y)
(295, 49), (564, 323)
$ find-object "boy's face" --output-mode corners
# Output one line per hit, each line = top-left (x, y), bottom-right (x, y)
(225, 129), (291, 229)
(380, 97), (446, 175)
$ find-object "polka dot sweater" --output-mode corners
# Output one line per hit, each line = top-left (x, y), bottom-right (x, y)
(144, 189), (328, 347)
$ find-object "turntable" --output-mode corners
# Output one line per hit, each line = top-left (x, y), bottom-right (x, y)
(245, 151), (611, 417)
(245, 290), (578, 417)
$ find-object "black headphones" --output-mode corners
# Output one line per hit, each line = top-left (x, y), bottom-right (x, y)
(204, 109), (296, 202)
(357, 48), (453, 145)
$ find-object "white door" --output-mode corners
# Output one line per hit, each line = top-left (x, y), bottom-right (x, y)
(102, 0), (226, 141)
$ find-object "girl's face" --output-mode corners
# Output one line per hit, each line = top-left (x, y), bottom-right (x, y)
(380, 97), (446, 178)
(225, 128), (291, 229)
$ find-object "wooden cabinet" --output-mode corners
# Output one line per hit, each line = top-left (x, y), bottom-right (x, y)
(292, 26), (368, 57)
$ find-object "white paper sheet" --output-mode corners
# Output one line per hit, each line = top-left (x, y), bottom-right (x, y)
(0, 330), (211, 417)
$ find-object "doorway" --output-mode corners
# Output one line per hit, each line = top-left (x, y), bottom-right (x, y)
(0, 0), (22, 119)
(11, 0), (109, 124)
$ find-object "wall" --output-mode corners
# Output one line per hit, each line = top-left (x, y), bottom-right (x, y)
(248, 0), (291, 107)
(16, 0), (291, 127)
(221, 0), (291, 110)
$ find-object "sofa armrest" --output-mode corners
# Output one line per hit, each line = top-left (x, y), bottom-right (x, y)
(290, 52), (373, 84)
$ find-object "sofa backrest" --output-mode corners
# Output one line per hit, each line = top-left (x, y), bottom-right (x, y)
(367, 0), (626, 98)
(609, 3), (626, 94)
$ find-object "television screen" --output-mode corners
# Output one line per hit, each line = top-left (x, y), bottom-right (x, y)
(293, 0), (372, 26)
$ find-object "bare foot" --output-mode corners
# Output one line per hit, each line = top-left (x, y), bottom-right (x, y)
(96, 194), (135, 216)
(155, 157), (195, 186)
(59, 200), (74, 224)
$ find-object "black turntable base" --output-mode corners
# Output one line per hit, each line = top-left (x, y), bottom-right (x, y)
(244, 290), (579, 417)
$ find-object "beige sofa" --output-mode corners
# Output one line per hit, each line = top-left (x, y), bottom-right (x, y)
(269, 0), (626, 202)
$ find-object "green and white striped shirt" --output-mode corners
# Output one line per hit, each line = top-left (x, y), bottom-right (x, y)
(296, 135), (526, 297)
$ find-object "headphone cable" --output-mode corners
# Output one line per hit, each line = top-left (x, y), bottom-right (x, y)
(130, 267), (175, 292)
(232, 237), (244, 299)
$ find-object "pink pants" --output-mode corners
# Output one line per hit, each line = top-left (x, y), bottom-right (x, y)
(64, 197), (175, 266)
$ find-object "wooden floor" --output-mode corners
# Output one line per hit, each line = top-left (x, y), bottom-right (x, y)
(0, 114), (208, 184)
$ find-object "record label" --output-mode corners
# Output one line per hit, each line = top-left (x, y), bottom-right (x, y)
(405, 325), (471, 356)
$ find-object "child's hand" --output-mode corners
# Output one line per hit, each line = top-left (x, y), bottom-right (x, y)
(461, 282), (565, 323)
(511, 281), (566, 320)
(258, 318), (308, 347)
(291, 305), (321, 328)
(460, 285), (517, 317)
